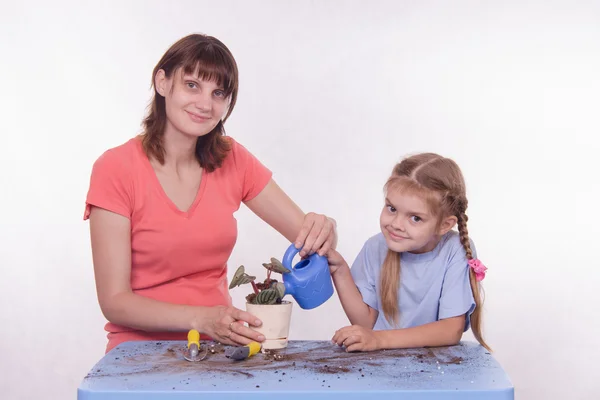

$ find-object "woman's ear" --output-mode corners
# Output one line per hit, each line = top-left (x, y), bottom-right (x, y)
(155, 69), (167, 97)
(438, 215), (457, 235)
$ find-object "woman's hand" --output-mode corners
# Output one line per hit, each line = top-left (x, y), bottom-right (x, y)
(295, 212), (338, 258)
(332, 325), (381, 352)
(198, 305), (265, 346)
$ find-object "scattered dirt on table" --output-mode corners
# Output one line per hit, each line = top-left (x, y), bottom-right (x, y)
(85, 340), (468, 380)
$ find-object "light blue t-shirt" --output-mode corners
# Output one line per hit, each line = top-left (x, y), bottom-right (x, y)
(351, 230), (476, 332)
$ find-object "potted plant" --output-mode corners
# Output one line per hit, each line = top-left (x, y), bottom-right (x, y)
(228, 258), (293, 350)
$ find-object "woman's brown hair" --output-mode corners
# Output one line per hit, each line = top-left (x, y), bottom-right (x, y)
(141, 33), (238, 172)
(380, 153), (490, 350)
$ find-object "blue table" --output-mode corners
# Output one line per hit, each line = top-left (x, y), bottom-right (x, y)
(78, 340), (513, 399)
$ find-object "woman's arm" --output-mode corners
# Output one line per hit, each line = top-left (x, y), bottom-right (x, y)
(89, 207), (264, 346)
(244, 179), (337, 257)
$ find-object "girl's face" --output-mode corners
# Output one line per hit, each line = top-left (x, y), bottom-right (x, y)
(379, 189), (456, 254)
(155, 68), (229, 139)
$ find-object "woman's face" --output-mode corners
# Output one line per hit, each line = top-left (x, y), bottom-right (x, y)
(156, 68), (229, 138)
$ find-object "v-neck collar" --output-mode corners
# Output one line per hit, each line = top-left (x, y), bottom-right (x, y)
(135, 137), (207, 218)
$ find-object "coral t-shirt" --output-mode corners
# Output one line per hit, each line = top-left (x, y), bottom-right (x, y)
(83, 136), (272, 352)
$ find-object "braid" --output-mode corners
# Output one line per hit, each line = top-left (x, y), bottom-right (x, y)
(457, 212), (473, 260)
(456, 205), (491, 351)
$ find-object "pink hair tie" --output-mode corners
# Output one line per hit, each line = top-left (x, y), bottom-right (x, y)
(468, 259), (487, 281)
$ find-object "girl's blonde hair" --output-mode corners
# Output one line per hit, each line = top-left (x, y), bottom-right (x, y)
(380, 153), (490, 350)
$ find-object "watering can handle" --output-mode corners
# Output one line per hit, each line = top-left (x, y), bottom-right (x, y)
(282, 243), (301, 271)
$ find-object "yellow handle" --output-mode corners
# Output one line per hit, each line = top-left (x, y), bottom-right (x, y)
(247, 341), (261, 357)
(187, 329), (200, 348)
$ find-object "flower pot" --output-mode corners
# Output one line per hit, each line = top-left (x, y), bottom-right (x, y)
(246, 301), (293, 350)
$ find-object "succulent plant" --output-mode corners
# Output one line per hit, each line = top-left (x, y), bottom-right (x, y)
(229, 258), (290, 305)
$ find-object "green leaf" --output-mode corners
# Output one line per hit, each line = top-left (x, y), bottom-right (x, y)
(229, 265), (256, 289)
(256, 288), (278, 305)
(274, 282), (286, 298)
(263, 257), (291, 274)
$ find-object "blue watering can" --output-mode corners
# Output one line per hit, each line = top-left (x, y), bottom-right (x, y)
(281, 243), (334, 310)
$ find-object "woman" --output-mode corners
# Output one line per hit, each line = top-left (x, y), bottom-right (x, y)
(84, 33), (337, 352)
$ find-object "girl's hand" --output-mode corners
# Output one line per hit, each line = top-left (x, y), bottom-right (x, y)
(326, 248), (349, 275)
(199, 305), (265, 346)
(295, 213), (337, 258)
(332, 325), (380, 352)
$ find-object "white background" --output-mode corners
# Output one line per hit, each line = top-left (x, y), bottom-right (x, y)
(1, 1), (599, 399)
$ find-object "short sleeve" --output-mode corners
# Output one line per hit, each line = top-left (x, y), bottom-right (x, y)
(438, 238), (477, 331)
(83, 150), (134, 220)
(350, 238), (380, 311)
(230, 139), (273, 202)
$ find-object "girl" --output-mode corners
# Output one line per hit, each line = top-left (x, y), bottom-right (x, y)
(84, 34), (337, 352)
(328, 153), (489, 352)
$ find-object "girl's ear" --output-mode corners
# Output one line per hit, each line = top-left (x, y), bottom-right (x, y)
(438, 215), (457, 235)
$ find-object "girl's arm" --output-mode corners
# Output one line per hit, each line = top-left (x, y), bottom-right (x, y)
(327, 249), (378, 328)
(244, 179), (337, 257)
(332, 315), (465, 351)
(375, 315), (465, 349)
(89, 207), (264, 346)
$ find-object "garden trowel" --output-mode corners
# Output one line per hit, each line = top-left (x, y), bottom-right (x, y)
(183, 329), (207, 362)
(225, 341), (261, 361)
